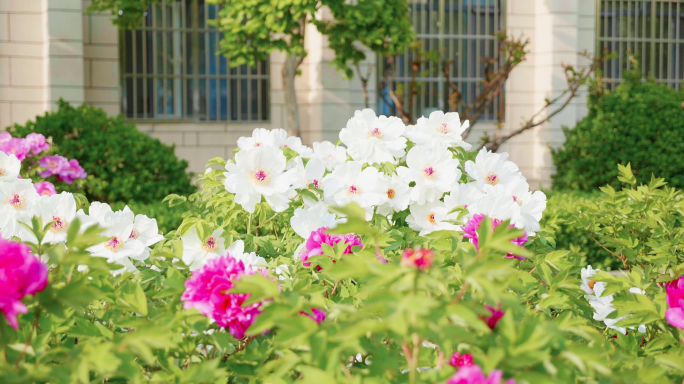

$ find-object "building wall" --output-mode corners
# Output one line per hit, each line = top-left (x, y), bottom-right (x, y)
(0, 0), (596, 183)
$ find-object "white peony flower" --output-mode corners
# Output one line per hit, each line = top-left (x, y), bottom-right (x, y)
(405, 111), (471, 150)
(88, 201), (114, 225)
(0, 179), (40, 238)
(312, 141), (348, 171)
(181, 226), (227, 270)
(406, 201), (459, 236)
(465, 148), (524, 189)
(505, 178), (547, 236)
(396, 145), (461, 204)
(323, 161), (388, 220)
(236, 128), (275, 150)
(339, 109), (407, 164)
(128, 210), (165, 247)
(376, 174), (411, 216)
(467, 185), (522, 227)
(290, 202), (340, 239)
(223, 146), (297, 213)
(291, 156), (326, 199)
(22, 192), (77, 244)
(443, 182), (485, 219)
(226, 240), (268, 271)
(86, 213), (147, 275)
(271, 129), (314, 157)
(0, 152), (21, 182)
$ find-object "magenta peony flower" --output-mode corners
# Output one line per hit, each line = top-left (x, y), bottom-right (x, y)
(463, 214), (528, 260)
(34, 181), (56, 197)
(445, 364), (515, 384)
(25, 133), (49, 155)
(665, 276), (684, 330)
(300, 308), (326, 324)
(450, 352), (474, 368)
(481, 304), (504, 330)
(0, 138), (30, 161)
(0, 238), (48, 329)
(57, 159), (87, 184)
(300, 227), (362, 268)
(401, 248), (434, 270)
(39, 155), (69, 178)
(181, 254), (266, 339)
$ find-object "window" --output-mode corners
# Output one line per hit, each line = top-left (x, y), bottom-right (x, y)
(120, 0), (270, 121)
(377, 0), (506, 122)
(598, 0), (684, 90)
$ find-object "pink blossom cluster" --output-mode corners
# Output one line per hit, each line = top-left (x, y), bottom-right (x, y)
(181, 254), (266, 339)
(450, 352), (474, 368)
(34, 181), (57, 196)
(401, 248), (434, 270)
(0, 238), (48, 329)
(445, 365), (516, 384)
(0, 132), (49, 161)
(462, 214), (528, 260)
(481, 304), (504, 330)
(300, 308), (326, 324)
(300, 227), (362, 268)
(665, 276), (684, 330)
(38, 155), (87, 184)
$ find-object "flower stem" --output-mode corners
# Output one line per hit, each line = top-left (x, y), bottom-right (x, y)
(247, 213), (252, 235)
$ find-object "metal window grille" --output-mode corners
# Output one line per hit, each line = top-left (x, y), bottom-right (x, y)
(598, 0), (684, 90)
(377, 0), (506, 122)
(120, 0), (270, 121)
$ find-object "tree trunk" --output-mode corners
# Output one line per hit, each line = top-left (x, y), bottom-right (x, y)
(282, 53), (301, 137)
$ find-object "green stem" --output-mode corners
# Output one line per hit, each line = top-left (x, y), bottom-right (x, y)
(247, 213), (252, 235)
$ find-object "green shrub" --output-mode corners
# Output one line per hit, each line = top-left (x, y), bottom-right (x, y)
(551, 68), (684, 191)
(9, 100), (195, 204)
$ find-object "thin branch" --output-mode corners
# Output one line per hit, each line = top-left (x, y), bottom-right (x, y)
(224, 335), (257, 360)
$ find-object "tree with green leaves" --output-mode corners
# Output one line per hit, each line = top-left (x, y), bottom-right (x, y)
(88, 0), (414, 136)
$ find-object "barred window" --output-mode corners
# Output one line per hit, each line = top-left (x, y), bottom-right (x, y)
(598, 0), (684, 90)
(377, 0), (506, 122)
(120, 0), (270, 121)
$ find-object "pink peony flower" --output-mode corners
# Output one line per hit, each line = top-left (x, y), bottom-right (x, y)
(445, 364), (515, 384)
(25, 133), (49, 155)
(0, 132), (11, 144)
(39, 155), (69, 178)
(34, 181), (56, 196)
(481, 304), (504, 330)
(462, 214), (528, 260)
(0, 138), (30, 161)
(450, 352), (474, 368)
(300, 227), (362, 269)
(401, 248), (434, 270)
(0, 238), (48, 329)
(57, 159), (87, 184)
(181, 254), (266, 339)
(300, 308), (326, 324)
(665, 276), (684, 330)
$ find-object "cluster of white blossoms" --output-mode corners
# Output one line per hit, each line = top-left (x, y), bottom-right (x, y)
(581, 266), (647, 335)
(0, 162), (164, 274)
(220, 109), (547, 251)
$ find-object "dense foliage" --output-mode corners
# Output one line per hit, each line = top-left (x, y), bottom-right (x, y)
(9, 100), (195, 204)
(551, 69), (684, 191)
(2, 109), (684, 383)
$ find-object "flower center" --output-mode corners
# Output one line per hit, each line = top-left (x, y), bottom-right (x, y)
(435, 123), (451, 134)
(485, 172), (499, 185)
(512, 196), (523, 206)
(422, 165), (436, 179)
(250, 169), (271, 185)
(0, 167), (5, 176)
(387, 188), (396, 199)
(427, 212), (436, 224)
(309, 179), (321, 189)
(253, 142), (262, 147)
(367, 127), (384, 139)
(50, 216), (67, 233)
(201, 237), (218, 252)
(105, 237), (123, 252)
(47, 159), (58, 170)
(129, 228), (140, 239)
(588, 281), (596, 290)
(346, 184), (360, 196)
(40, 189), (51, 196)
(4, 194), (25, 209)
